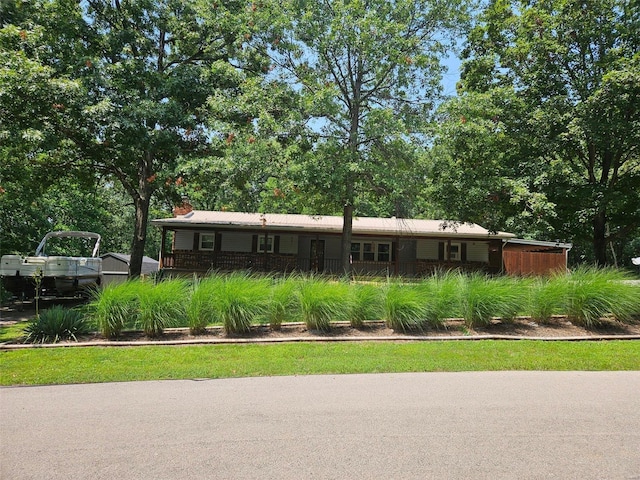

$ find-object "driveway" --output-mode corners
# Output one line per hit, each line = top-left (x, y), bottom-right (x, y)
(2, 372), (639, 479)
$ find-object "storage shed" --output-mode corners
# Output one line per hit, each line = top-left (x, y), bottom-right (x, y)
(502, 239), (572, 276)
(100, 253), (159, 285)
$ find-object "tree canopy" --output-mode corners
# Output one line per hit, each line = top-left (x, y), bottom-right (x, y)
(431, 0), (639, 265)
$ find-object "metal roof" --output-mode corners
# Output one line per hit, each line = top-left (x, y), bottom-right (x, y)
(151, 211), (516, 239)
(504, 238), (573, 250)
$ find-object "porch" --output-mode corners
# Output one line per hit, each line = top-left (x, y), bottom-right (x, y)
(160, 251), (495, 276)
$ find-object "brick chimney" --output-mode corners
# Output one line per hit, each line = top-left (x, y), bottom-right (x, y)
(173, 195), (193, 217)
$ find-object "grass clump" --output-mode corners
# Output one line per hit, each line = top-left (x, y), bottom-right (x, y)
(298, 277), (351, 332)
(187, 274), (225, 334)
(350, 283), (384, 328)
(24, 305), (90, 344)
(137, 279), (188, 337)
(528, 274), (569, 323)
(566, 267), (640, 327)
(460, 274), (525, 328)
(268, 275), (302, 330)
(383, 281), (428, 332)
(422, 272), (463, 328)
(214, 272), (271, 334)
(89, 281), (140, 338)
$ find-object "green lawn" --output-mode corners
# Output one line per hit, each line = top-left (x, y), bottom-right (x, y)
(2, 340), (639, 386)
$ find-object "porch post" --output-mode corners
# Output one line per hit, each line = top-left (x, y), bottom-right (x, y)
(159, 227), (167, 269)
(263, 231), (269, 271)
(394, 236), (400, 276)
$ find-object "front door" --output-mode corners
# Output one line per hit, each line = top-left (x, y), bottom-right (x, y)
(310, 239), (325, 273)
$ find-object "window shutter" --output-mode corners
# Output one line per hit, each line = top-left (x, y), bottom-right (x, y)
(438, 242), (445, 261)
(392, 242), (397, 261)
(274, 235), (280, 254)
(215, 233), (222, 251)
(193, 232), (200, 251)
(461, 243), (467, 262)
(252, 235), (258, 253)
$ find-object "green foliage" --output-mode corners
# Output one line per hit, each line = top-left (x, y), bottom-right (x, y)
(383, 282), (428, 332)
(213, 272), (272, 335)
(0, 0), (269, 275)
(137, 279), (188, 337)
(24, 305), (90, 344)
(89, 281), (140, 339)
(268, 274), (302, 330)
(350, 283), (384, 328)
(186, 275), (224, 335)
(460, 274), (526, 328)
(528, 275), (570, 323)
(297, 277), (351, 332)
(422, 271), (463, 328)
(450, 0), (640, 265)
(566, 267), (640, 327)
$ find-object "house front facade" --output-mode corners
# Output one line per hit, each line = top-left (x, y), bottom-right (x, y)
(151, 210), (531, 276)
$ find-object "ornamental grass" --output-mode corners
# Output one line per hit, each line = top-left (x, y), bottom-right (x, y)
(297, 277), (351, 332)
(566, 267), (640, 327)
(137, 279), (188, 337)
(350, 283), (384, 328)
(186, 274), (225, 334)
(268, 274), (303, 330)
(383, 281), (428, 332)
(89, 281), (141, 338)
(460, 274), (526, 328)
(214, 272), (271, 334)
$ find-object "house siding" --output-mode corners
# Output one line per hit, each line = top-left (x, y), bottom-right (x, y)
(174, 230), (194, 250)
(278, 235), (298, 254)
(416, 239), (439, 260)
(467, 242), (489, 263)
(221, 232), (252, 253)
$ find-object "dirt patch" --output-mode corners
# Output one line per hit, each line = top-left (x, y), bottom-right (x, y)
(3, 300), (640, 346)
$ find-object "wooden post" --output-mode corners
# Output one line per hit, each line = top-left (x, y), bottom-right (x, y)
(159, 227), (167, 269)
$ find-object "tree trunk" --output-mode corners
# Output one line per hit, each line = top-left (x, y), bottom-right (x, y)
(129, 193), (151, 278)
(592, 210), (608, 267)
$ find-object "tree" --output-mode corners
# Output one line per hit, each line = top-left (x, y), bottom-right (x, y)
(0, 0), (265, 276)
(267, 0), (468, 273)
(457, 0), (640, 265)
(427, 88), (559, 239)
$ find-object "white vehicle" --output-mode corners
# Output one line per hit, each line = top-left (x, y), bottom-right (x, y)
(0, 231), (102, 298)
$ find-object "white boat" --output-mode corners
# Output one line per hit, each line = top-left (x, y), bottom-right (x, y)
(0, 231), (103, 298)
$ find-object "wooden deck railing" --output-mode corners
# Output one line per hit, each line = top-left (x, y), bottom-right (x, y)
(162, 251), (495, 276)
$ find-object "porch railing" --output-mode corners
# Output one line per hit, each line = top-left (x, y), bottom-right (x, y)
(162, 251), (495, 276)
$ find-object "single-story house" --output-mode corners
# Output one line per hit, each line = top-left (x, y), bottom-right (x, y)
(100, 253), (159, 285)
(151, 207), (571, 276)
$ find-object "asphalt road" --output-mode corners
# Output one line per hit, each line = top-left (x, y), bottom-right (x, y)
(1, 372), (639, 479)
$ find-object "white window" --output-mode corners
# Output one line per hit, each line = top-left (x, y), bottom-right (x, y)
(199, 234), (215, 251)
(351, 242), (391, 262)
(449, 242), (461, 261)
(258, 235), (274, 253)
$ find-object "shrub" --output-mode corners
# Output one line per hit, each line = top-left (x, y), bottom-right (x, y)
(268, 275), (302, 330)
(137, 279), (188, 337)
(187, 274), (225, 334)
(24, 305), (90, 343)
(383, 281), (428, 332)
(566, 267), (640, 327)
(89, 281), (140, 338)
(350, 283), (384, 328)
(422, 272), (463, 328)
(528, 274), (569, 323)
(460, 274), (524, 328)
(215, 272), (271, 334)
(298, 277), (351, 332)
